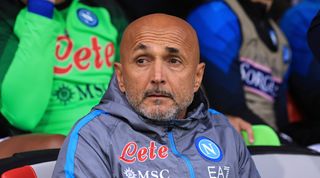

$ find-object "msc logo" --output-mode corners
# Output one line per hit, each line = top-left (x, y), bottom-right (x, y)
(195, 137), (223, 162)
(123, 168), (137, 178)
(123, 167), (170, 178)
(77, 8), (98, 27)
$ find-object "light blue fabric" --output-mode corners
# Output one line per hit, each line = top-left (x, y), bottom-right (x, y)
(64, 110), (105, 178)
(168, 131), (195, 178)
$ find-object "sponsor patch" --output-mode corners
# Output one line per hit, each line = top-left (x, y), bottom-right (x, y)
(208, 166), (230, 178)
(54, 84), (74, 105)
(123, 167), (170, 178)
(240, 57), (281, 101)
(120, 141), (169, 164)
(54, 35), (115, 75)
(77, 8), (98, 27)
(123, 167), (137, 178)
(195, 137), (223, 162)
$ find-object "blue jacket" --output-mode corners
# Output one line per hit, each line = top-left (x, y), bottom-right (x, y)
(53, 75), (260, 178)
(280, 0), (320, 121)
(187, 0), (291, 130)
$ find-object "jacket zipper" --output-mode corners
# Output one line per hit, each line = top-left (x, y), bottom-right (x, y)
(167, 130), (196, 178)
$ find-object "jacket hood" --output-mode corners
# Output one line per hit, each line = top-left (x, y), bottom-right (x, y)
(94, 75), (210, 134)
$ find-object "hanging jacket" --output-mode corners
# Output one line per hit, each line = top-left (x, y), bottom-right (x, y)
(52, 75), (260, 178)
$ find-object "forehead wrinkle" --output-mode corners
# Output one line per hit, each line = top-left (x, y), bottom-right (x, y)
(120, 14), (200, 63)
(132, 30), (193, 51)
(133, 43), (147, 51)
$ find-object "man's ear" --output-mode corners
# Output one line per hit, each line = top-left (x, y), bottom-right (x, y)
(114, 62), (126, 92)
(194, 62), (205, 92)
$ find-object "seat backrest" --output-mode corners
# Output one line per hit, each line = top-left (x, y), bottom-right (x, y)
(241, 125), (281, 146)
(0, 149), (59, 176)
(1, 166), (36, 178)
(1, 161), (56, 178)
(253, 154), (320, 178)
(249, 146), (320, 178)
(32, 161), (56, 178)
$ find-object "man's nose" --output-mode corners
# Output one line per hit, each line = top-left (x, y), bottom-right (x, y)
(151, 60), (165, 85)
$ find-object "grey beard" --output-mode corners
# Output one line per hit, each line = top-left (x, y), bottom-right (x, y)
(136, 101), (180, 121)
(126, 92), (193, 121)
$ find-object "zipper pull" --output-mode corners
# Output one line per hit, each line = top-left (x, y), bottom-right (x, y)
(166, 120), (175, 132)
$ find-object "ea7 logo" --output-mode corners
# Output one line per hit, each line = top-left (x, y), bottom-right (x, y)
(123, 167), (170, 178)
(208, 166), (230, 178)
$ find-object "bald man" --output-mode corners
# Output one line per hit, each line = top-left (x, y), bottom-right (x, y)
(53, 14), (260, 178)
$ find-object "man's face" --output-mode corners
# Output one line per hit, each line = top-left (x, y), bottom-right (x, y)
(115, 15), (204, 121)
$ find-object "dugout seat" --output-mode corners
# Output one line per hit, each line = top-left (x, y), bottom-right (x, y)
(249, 146), (320, 178)
(0, 149), (59, 178)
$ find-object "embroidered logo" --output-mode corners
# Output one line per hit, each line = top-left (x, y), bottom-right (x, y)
(208, 166), (230, 178)
(123, 167), (170, 178)
(77, 8), (98, 27)
(53, 84), (74, 105)
(123, 167), (137, 178)
(119, 141), (169, 164)
(195, 136), (223, 162)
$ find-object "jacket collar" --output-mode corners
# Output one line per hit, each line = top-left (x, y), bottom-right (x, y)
(94, 75), (209, 134)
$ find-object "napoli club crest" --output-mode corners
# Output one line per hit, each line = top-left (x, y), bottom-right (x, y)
(195, 136), (223, 162)
(77, 8), (98, 27)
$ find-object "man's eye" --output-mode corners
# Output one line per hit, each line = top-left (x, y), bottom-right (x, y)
(136, 58), (146, 64)
(169, 58), (181, 64)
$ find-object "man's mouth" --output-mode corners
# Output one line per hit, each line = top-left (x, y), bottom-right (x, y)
(148, 93), (169, 97)
(144, 90), (174, 100)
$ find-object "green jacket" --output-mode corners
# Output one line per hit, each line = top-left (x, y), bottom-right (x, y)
(0, 0), (127, 135)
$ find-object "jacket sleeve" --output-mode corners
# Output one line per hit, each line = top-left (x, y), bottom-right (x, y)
(53, 124), (112, 177)
(280, 5), (320, 121)
(231, 127), (261, 177)
(187, 2), (266, 125)
(0, 4), (59, 131)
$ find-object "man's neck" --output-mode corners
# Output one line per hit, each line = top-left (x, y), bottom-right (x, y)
(177, 110), (187, 119)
